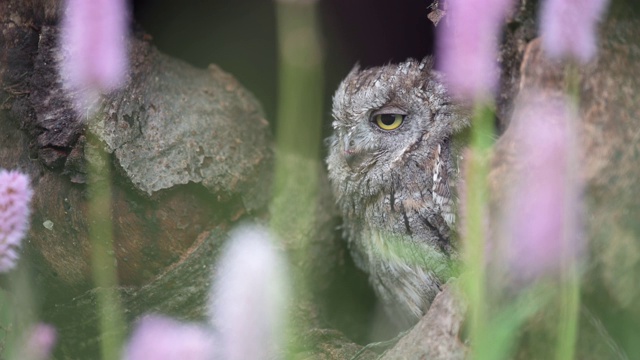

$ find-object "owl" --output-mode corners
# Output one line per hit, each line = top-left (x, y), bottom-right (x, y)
(326, 58), (470, 328)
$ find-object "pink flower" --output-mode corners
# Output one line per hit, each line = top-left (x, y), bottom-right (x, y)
(123, 315), (216, 360)
(0, 169), (33, 272)
(21, 323), (57, 360)
(437, 0), (514, 101)
(209, 225), (290, 360)
(540, 0), (610, 63)
(500, 92), (583, 280)
(59, 0), (129, 110)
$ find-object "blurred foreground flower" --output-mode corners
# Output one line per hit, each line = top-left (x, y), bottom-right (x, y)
(21, 323), (57, 360)
(437, 0), (513, 101)
(122, 225), (290, 359)
(0, 169), (33, 272)
(123, 315), (216, 360)
(540, 0), (610, 63)
(499, 92), (583, 281)
(210, 225), (291, 360)
(59, 0), (129, 112)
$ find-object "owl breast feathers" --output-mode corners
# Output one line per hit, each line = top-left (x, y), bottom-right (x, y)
(326, 58), (469, 327)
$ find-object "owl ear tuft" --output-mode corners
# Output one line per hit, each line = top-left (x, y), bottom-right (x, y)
(419, 57), (435, 72)
(348, 63), (361, 77)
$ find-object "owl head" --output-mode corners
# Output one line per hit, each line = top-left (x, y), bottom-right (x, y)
(327, 58), (470, 207)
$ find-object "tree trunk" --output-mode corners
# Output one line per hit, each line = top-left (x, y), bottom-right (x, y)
(1, 0), (349, 358)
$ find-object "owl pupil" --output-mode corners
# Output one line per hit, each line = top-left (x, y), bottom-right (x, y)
(380, 114), (396, 125)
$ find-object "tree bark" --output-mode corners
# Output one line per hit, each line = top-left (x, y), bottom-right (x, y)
(377, 2), (640, 359)
(1, 0), (350, 358)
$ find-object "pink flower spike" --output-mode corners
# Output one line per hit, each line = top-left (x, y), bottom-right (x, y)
(60, 0), (129, 109)
(123, 315), (216, 360)
(501, 92), (583, 281)
(0, 169), (33, 273)
(22, 323), (57, 360)
(437, 0), (514, 101)
(210, 225), (291, 360)
(540, 0), (610, 63)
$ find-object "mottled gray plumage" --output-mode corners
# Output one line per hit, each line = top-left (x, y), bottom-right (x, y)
(326, 58), (469, 327)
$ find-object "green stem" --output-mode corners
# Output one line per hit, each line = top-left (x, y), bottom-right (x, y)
(555, 267), (580, 360)
(555, 63), (581, 360)
(4, 263), (37, 360)
(272, 0), (323, 356)
(87, 133), (125, 360)
(465, 102), (494, 360)
(274, 0), (324, 160)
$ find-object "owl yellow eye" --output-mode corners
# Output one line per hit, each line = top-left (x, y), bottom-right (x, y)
(374, 114), (405, 130)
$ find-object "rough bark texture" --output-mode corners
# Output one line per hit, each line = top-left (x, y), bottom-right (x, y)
(382, 2), (640, 359)
(1, 0), (356, 359)
(490, 12), (640, 360)
(496, 0), (539, 132)
(1, 0), (273, 292)
(380, 283), (467, 360)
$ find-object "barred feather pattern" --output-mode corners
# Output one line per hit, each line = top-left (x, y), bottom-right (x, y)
(326, 59), (469, 327)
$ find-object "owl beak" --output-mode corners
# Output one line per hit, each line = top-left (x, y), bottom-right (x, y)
(343, 135), (360, 168)
(344, 151), (358, 169)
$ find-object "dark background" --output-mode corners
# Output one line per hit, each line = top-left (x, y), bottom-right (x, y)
(132, 0), (436, 134)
